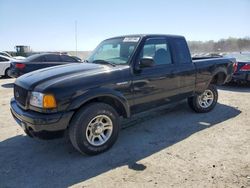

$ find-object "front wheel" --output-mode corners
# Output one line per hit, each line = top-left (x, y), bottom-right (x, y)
(188, 84), (218, 113)
(69, 102), (120, 155)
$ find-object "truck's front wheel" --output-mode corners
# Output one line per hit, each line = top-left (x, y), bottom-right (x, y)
(188, 84), (218, 113)
(69, 103), (120, 155)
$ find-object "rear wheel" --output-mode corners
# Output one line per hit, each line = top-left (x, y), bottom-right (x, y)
(188, 84), (218, 113)
(4, 68), (11, 78)
(69, 102), (120, 155)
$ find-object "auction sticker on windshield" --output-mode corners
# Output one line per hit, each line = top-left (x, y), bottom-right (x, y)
(123, 37), (140, 42)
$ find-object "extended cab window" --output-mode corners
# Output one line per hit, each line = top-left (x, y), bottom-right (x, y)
(141, 38), (172, 65)
(171, 38), (191, 64)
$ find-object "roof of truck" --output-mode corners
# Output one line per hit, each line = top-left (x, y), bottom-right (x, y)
(106, 34), (185, 40)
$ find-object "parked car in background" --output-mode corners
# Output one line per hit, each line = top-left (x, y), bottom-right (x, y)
(0, 55), (13, 77)
(0, 51), (12, 58)
(0, 51), (26, 60)
(225, 52), (250, 83)
(13, 56), (26, 60)
(71, 56), (82, 62)
(9, 53), (82, 78)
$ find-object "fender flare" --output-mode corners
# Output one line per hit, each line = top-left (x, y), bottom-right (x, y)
(68, 87), (130, 118)
(210, 66), (227, 85)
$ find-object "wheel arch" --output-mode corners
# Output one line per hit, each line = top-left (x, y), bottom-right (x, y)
(4, 67), (10, 77)
(210, 67), (227, 86)
(68, 89), (130, 118)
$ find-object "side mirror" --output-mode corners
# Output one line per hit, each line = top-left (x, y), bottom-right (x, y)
(139, 57), (154, 68)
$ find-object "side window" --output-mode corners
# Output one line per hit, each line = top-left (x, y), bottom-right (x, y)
(0, 57), (8, 62)
(45, 55), (61, 62)
(33, 56), (46, 62)
(141, 38), (172, 65)
(172, 38), (191, 64)
(61, 55), (77, 62)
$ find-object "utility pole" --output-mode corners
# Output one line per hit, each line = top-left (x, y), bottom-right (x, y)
(75, 20), (78, 56)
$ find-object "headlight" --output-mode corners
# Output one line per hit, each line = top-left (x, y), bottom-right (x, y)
(29, 92), (57, 109)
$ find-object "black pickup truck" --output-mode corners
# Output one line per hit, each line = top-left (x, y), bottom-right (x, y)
(10, 34), (235, 155)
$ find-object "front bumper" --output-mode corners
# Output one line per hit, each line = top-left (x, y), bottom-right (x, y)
(10, 99), (74, 138)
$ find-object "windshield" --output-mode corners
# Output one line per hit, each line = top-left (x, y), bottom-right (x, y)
(225, 53), (250, 62)
(87, 37), (141, 65)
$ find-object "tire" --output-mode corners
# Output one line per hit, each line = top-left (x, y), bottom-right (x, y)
(4, 68), (11, 78)
(188, 84), (218, 113)
(69, 102), (120, 155)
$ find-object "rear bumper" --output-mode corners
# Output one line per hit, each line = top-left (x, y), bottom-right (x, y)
(10, 98), (74, 138)
(232, 72), (250, 82)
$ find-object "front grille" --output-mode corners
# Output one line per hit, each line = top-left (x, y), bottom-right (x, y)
(14, 85), (28, 107)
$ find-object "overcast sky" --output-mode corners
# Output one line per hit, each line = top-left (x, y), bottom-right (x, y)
(0, 0), (249, 51)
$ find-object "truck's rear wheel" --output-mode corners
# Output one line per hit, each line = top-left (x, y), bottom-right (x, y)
(69, 102), (120, 155)
(188, 84), (218, 113)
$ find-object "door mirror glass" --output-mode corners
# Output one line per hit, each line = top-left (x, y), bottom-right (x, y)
(139, 57), (154, 68)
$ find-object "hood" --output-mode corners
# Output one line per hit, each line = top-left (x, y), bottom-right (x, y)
(15, 63), (117, 90)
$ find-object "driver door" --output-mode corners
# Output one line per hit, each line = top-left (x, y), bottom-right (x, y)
(131, 37), (179, 113)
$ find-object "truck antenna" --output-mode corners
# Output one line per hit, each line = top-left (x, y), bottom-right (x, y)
(75, 20), (78, 57)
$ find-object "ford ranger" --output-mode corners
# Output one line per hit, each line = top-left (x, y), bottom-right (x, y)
(10, 34), (235, 155)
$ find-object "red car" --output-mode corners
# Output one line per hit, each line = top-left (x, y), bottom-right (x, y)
(226, 53), (250, 83)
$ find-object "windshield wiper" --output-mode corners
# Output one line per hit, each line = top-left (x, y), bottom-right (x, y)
(92, 60), (116, 67)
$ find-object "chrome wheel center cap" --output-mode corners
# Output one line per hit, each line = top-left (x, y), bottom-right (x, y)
(95, 126), (103, 135)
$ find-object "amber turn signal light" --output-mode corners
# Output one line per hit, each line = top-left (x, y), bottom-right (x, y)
(43, 94), (57, 108)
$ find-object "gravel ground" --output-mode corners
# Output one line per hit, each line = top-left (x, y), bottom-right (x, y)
(0, 78), (249, 188)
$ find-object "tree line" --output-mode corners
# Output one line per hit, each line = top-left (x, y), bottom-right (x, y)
(187, 37), (250, 54)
